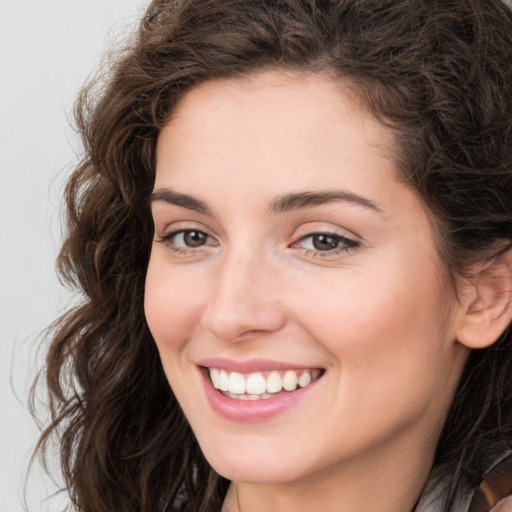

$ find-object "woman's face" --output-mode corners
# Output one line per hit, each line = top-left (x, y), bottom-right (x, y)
(145, 71), (469, 486)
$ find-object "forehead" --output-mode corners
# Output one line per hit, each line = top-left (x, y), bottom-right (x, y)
(162, 70), (388, 138)
(155, 70), (397, 195)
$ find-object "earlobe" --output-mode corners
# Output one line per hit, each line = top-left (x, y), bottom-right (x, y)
(456, 247), (512, 350)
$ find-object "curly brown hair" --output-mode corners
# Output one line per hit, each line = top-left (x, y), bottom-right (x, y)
(33, 0), (512, 511)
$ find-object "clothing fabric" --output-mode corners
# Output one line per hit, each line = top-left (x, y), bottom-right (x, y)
(415, 452), (512, 512)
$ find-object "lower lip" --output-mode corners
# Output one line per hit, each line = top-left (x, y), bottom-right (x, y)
(200, 369), (321, 422)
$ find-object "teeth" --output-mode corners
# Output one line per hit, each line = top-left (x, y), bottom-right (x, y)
(225, 392), (273, 400)
(210, 368), (220, 389)
(298, 371), (312, 388)
(208, 367), (322, 397)
(282, 370), (298, 391)
(228, 372), (246, 394)
(246, 372), (267, 394)
(219, 370), (229, 392)
(266, 371), (282, 393)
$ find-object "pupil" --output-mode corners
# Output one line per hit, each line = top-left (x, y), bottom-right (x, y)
(313, 234), (339, 251)
(184, 231), (206, 247)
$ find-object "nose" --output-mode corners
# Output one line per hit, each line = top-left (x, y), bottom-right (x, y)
(200, 250), (286, 342)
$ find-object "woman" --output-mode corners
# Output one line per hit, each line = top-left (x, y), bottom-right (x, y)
(34, 0), (512, 511)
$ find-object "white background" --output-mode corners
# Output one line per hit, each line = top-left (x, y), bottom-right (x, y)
(0, 1), (148, 510)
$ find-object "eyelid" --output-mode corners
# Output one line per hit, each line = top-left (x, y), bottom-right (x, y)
(291, 223), (359, 244)
(157, 228), (217, 244)
(293, 232), (358, 249)
(155, 219), (214, 239)
(289, 224), (361, 257)
(154, 221), (220, 256)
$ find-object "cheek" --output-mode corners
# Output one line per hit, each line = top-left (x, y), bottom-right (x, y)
(144, 259), (210, 416)
(144, 259), (204, 359)
(288, 254), (459, 418)
(293, 263), (443, 352)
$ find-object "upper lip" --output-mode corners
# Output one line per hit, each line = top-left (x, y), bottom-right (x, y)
(198, 357), (324, 373)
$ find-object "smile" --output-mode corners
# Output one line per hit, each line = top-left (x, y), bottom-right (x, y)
(207, 368), (323, 399)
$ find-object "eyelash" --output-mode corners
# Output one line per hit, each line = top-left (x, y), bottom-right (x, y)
(155, 228), (359, 258)
(292, 232), (359, 257)
(156, 229), (218, 255)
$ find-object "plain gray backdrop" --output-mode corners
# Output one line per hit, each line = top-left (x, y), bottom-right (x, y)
(0, 1), (147, 510)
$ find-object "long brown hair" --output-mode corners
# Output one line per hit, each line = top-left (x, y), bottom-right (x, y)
(32, 1), (512, 510)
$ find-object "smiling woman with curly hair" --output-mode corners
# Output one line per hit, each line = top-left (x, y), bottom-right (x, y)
(33, 1), (512, 511)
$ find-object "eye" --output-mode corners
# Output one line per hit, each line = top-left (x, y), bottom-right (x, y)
(292, 231), (359, 256)
(306, 234), (345, 251)
(175, 230), (209, 248)
(156, 228), (218, 252)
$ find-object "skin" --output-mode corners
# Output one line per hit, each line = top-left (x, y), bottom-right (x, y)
(492, 496), (512, 511)
(144, 70), (473, 512)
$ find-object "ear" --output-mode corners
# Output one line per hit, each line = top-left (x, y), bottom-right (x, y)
(456, 247), (512, 349)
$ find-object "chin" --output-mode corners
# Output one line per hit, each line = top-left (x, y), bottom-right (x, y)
(196, 432), (312, 484)
(208, 455), (298, 484)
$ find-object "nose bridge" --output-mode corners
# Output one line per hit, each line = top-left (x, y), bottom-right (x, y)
(201, 244), (285, 341)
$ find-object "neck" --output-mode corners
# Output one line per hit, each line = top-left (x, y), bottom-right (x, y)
(221, 433), (436, 512)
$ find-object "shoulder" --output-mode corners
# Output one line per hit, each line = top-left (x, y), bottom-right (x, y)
(471, 451), (512, 512)
(416, 452), (512, 512)
(490, 496), (512, 512)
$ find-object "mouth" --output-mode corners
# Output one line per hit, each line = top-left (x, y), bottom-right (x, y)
(206, 367), (324, 400)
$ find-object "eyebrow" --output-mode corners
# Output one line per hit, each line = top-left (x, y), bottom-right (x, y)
(150, 187), (381, 216)
(269, 190), (382, 214)
(150, 188), (213, 215)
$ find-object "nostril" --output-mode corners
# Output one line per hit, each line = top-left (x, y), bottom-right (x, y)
(201, 296), (286, 342)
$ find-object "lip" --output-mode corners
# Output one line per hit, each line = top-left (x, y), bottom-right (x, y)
(198, 361), (323, 422)
(198, 357), (322, 373)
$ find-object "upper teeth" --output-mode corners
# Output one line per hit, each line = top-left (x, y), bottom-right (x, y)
(208, 368), (322, 396)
